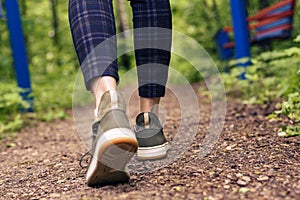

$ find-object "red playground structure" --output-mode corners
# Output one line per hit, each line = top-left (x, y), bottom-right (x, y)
(215, 0), (296, 60)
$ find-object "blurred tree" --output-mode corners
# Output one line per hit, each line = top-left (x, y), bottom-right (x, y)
(200, 0), (210, 22)
(20, 0), (27, 15)
(49, 0), (59, 45)
(212, 0), (221, 28)
(116, 0), (130, 38)
(115, 0), (130, 70)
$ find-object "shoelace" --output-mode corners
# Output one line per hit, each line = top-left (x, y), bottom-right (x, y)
(79, 121), (100, 169)
(79, 150), (92, 169)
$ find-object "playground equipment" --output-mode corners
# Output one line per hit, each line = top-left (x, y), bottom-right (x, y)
(0, 0), (2, 18)
(1, 0), (33, 111)
(215, 0), (296, 60)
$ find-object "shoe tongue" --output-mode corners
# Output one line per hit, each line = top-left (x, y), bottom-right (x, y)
(136, 112), (151, 128)
(144, 113), (150, 128)
(110, 90), (118, 109)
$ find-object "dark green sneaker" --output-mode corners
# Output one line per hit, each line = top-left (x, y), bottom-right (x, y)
(134, 112), (168, 160)
(86, 90), (138, 187)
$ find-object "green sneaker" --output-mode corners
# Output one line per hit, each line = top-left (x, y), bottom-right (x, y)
(85, 90), (138, 187)
(134, 112), (168, 160)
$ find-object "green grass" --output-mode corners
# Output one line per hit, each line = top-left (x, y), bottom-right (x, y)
(222, 36), (300, 137)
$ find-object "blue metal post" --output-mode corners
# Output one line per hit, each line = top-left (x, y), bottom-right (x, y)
(5, 0), (33, 111)
(230, 0), (251, 79)
(0, 0), (3, 18)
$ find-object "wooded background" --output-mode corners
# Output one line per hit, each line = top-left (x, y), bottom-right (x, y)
(0, 0), (299, 135)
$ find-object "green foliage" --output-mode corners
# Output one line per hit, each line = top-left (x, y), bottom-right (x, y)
(31, 72), (75, 122)
(0, 0), (78, 78)
(0, 83), (29, 135)
(0, 0), (76, 138)
(276, 92), (300, 137)
(169, 0), (230, 81)
(223, 37), (300, 137)
(172, 0), (231, 53)
(222, 37), (300, 104)
(170, 55), (202, 83)
(280, 92), (300, 121)
(278, 125), (300, 137)
(1, 0), (300, 139)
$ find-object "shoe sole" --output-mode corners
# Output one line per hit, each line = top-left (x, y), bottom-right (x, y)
(86, 128), (138, 187)
(137, 143), (168, 160)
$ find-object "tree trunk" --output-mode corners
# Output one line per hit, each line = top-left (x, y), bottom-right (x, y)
(200, 0), (210, 22)
(115, 0), (129, 38)
(115, 0), (130, 69)
(50, 0), (59, 46)
(20, 0), (27, 15)
(212, 0), (221, 27)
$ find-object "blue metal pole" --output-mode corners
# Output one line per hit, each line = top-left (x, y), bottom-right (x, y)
(230, 0), (251, 79)
(0, 0), (3, 18)
(5, 0), (33, 111)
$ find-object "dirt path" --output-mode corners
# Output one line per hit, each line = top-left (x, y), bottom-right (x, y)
(0, 84), (299, 200)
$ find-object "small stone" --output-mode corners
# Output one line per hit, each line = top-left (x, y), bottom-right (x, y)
(257, 176), (269, 181)
(279, 191), (288, 196)
(237, 179), (247, 186)
(6, 143), (16, 148)
(278, 132), (287, 137)
(242, 176), (251, 183)
(224, 185), (230, 189)
(57, 179), (66, 183)
(206, 196), (217, 200)
(225, 146), (232, 151)
(6, 193), (17, 197)
(49, 193), (61, 198)
(227, 175), (233, 179)
(236, 173), (243, 177)
(54, 163), (63, 168)
(239, 187), (250, 193)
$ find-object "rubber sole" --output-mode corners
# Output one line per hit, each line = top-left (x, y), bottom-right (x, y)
(137, 143), (168, 160)
(86, 128), (138, 187)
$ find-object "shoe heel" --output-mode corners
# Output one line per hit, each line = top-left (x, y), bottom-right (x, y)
(86, 128), (138, 186)
(137, 143), (168, 160)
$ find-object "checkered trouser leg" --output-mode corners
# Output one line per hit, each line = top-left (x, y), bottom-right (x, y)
(130, 0), (172, 97)
(68, 0), (172, 97)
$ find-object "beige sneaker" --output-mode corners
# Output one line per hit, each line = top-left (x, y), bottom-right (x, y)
(134, 112), (168, 160)
(85, 90), (138, 187)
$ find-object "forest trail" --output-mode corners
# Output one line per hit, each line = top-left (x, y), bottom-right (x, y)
(0, 84), (299, 200)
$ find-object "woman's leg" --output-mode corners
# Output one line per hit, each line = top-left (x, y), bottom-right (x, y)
(69, 0), (138, 187)
(130, 0), (172, 113)
(130, 0), (172, 160)
(68, 0), (118, 107)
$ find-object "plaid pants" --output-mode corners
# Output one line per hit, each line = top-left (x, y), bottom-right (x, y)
(68, 0), (172, 97)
